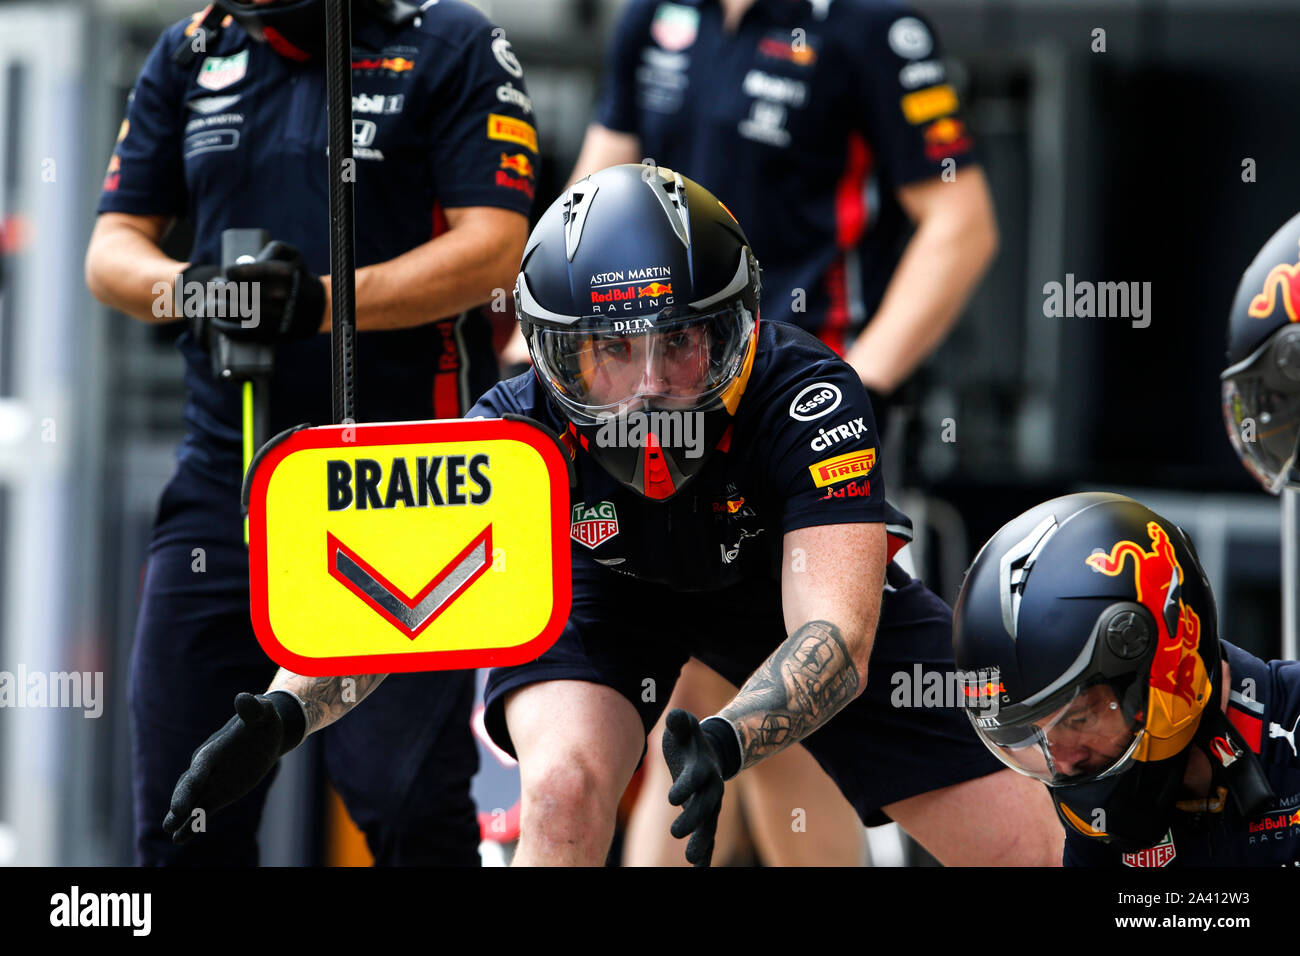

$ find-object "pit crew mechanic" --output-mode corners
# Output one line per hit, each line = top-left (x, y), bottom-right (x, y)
(562, 0), (999, 865)
(952, 493), (1296, 866)
(944, 210), (1300, 867)
(163, 164), (1061, 866)
(84, 0), (539, 864)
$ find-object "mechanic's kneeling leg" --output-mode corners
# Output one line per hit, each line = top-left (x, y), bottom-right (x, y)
(506, 680), (646, 866)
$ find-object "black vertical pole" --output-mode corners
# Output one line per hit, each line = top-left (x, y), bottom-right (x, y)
(325, 0), (357, 425)
(1284, 491), (1299, 659)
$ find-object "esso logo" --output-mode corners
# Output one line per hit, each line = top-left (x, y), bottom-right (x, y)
(789, 383), (842, 421)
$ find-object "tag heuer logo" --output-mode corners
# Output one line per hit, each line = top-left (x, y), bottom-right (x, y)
(198, 50), (249, 91)
(1122, 830), (1176, 867)
(571, 501), (619, 549)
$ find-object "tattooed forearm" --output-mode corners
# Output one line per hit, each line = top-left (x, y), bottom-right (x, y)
(717, 620), (859, 770)
(269, 669), (388, 735)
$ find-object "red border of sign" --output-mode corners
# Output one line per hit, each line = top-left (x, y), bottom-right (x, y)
(247, 418), (572, 675)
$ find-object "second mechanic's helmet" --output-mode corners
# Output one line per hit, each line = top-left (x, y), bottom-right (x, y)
(514, 164), (761, 500)
(1222, 210), (1300, 493)
(953, 493), (1221, 849)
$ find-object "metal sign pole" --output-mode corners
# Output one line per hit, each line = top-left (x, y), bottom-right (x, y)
(325, 0), (357, 426)
(1283, 488), (1299, 660)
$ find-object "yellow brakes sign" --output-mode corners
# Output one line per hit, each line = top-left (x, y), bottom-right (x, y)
(246, 418), (571, 675)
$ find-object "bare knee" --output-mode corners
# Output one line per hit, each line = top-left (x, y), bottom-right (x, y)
(504, 680), (645, 866)
(517, 753), (623, 865)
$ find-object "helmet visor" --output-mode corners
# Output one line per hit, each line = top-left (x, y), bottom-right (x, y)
(528, 305), (755, 418)
(1222, 370), (1300, 493)
(971, 682), (1145, 786)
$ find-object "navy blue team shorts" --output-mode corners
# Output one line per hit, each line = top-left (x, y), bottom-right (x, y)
(484, 559), (1004, 826)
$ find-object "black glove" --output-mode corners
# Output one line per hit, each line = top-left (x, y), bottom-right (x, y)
(662, 709), (741, 867)
(175, 263), (222, 348)
(162, 691), (306, 845)
(212, 240), (325, 344)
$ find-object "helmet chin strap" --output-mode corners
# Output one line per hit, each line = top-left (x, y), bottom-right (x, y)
(1052, 749), (1192, 852)
(1192, 707), (1275, 818)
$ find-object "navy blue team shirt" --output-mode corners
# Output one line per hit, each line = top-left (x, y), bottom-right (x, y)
(472, 320), (911, 591)
(597, 0), (976, 353)
(98, 5), (539, 487)
(1064, 641), (1300, 867)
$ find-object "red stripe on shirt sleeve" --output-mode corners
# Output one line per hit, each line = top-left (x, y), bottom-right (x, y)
(1227, 706), (1263, 754)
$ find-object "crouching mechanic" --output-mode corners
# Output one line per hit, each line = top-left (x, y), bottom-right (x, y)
(164, 163), (1061, 865)
(952, 492), (1299, 866)
(485, 164), (1062, 865)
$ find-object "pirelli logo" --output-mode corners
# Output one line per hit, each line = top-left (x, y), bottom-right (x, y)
(809, 448), (877, 488)
(487, 113), (538, 152)
(900, 84), (958, 125)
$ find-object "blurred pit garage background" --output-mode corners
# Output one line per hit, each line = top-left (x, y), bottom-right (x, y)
(0, 0), (1297, 864)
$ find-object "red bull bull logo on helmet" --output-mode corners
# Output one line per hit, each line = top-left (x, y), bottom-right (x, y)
(638, 282), (673, 298)
(1247, 239), (1300, 322)
(1085, 521), (1210, 757)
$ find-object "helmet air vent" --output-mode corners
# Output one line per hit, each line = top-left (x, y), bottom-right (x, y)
(642, 166), (692, 250)
(563, 180), (599, 262)
(998, 515), (1059, 640)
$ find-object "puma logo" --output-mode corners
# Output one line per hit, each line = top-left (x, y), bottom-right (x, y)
(1269, 713), (1300, 757)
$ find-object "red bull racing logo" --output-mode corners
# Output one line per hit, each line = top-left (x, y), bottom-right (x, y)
(1247, 239), (1300, 322)
(499, 153), (533, 178)
(922, 117), (971, 161)
(352, 56), (416, 75)
(1085, 521), (1210, 757)
(757, 35), (817, 66)
(1248, 808), (1300, 846)
(589, 267), (674, 313)
(591, 285), (638, 304)
(1249, 809), (1300, 833)
(496, 151), (535, 199)
(962, 679), (1005, 700)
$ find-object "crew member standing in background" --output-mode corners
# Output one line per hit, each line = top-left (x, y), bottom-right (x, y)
(85, 0), (539, 865)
